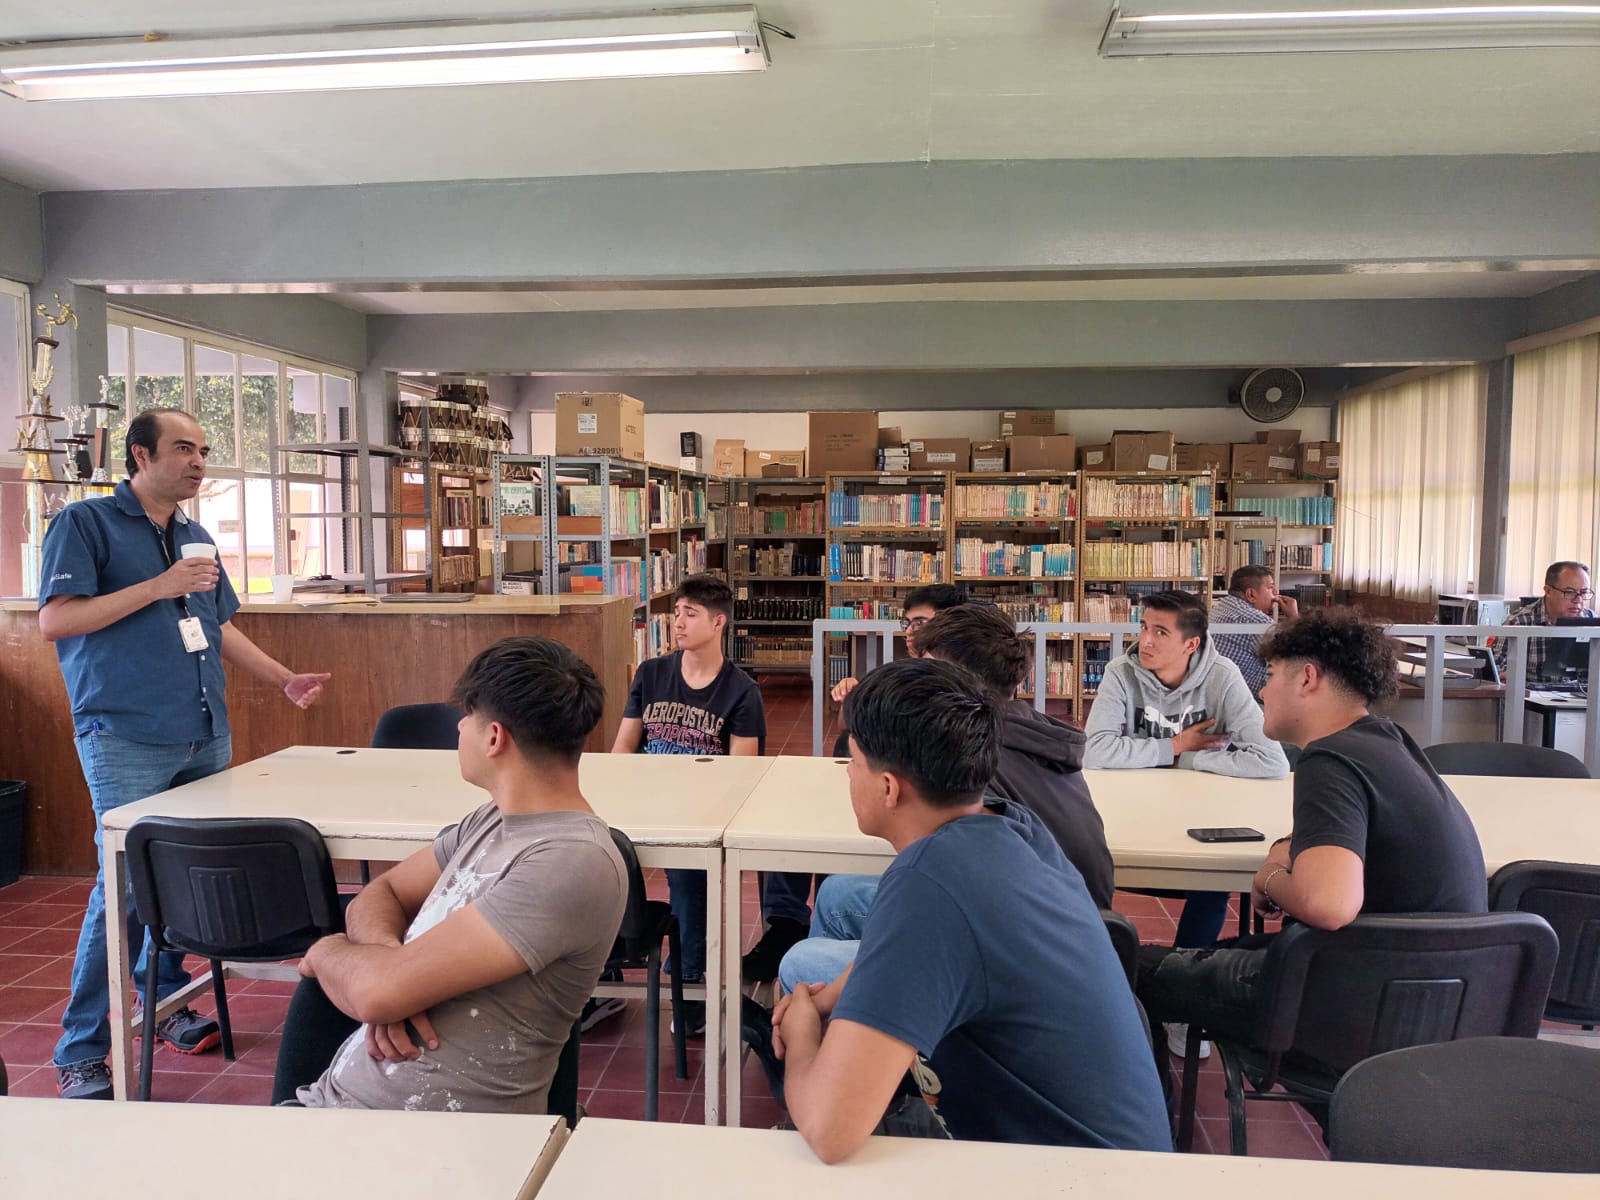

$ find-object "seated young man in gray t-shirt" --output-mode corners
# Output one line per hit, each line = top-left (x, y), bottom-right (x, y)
(272, 636), (627, 1114)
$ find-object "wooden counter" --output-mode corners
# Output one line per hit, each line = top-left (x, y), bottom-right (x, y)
(0, 593), (633, 874)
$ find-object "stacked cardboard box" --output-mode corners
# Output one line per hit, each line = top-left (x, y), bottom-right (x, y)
(1009, 435), (1077, 472)
(908, 438), (971, 471)
(555, 392), (645, 460)
(807, 411), (879, 475)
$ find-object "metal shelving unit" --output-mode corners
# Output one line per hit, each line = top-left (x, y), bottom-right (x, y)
(490, 453), (551, 596)
(730, 475), (828, 675)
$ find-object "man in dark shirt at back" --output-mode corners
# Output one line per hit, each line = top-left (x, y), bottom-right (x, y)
(1137, 608), (1487, 1051)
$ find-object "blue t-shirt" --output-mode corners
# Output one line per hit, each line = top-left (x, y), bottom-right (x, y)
(833, 802), (1171, 1151)
(38, 481), (239, 744)
(622, 652), (765, 755)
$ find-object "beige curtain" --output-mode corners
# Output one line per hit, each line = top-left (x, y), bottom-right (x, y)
(1336, 365), (1487, 602)
(1505, 334), (1600, 597)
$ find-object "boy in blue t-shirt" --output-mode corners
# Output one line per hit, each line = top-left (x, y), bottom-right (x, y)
(609, 574), (767, 1033)
(772, 658), (1170, 1162)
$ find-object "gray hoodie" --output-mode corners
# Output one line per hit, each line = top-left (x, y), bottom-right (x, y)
(1083, 636), (1289, 778)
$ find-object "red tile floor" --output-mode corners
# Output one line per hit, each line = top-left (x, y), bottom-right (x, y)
(0, 676), (1327, 1157)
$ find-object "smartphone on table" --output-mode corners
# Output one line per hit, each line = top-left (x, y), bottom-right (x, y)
(1186, 827), (1266, 843)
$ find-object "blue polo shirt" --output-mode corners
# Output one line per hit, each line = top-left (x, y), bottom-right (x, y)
(38, 480), (239, 744)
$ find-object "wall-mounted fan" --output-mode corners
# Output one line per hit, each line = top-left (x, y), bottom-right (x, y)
(1236, 367), (1305, 424)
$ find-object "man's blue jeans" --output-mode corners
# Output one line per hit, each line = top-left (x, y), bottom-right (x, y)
(776, 873), (880, 994)
(55, 727), (232, 1069)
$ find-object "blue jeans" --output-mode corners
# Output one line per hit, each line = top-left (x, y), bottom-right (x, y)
(777, 873), (879, 994)
(665, 868), (708, 981)
(55, 728), (232, 1069)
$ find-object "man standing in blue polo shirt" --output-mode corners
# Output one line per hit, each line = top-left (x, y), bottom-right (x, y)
(39, 407), (331, 1100)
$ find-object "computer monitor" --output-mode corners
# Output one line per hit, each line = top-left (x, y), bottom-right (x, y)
(1549, 617), (1600, 681)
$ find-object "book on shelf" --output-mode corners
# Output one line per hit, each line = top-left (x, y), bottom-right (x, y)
(1082, 540), (1208, 578)
(876, 449), (911, 471)
(741, 543), (822, 576)
(1277, 543), (1334, 570)
(1024, 642), (1077, 699)
(827, 543), (947, 584)
(733, 633), (811, 667)
(561, 556), (644, 602)
(829, 491), (944, 529)
(732, 499), (825, 535)
(647, 549), (680, 596)
(679, 485), (708, 525)
(983, 597), (1076, 623)
(738, 594), (823, 621)
(498, 481), (540, 517)
(681, 534), (708, 576)
(441, 489), (476, 528)
(954, 539), (1075, 579)
(634, 613), (671, 661)
(1223, 494), (1335, 525)
(953, 482), (1076, 520)
(566, 484), (646, 536)
(647, 479), (681, 528)
(1083, 478), (1213, 519)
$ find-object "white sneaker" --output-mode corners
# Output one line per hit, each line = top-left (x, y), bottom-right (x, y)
(1166, 1022), (1211, 1060)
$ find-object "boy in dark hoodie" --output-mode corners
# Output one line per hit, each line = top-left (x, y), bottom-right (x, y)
(777, 604), (1115, 994)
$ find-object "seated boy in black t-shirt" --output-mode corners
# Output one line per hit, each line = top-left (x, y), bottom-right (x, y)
(607, 574), (769, 1033)
(1137, 608), (1488, 1051)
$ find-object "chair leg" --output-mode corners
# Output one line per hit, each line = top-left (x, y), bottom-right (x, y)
(644, 942), (661, 1122)
(359, 860), (371, 885)
(139, 943), (160, 1102)
(667, 923), (688, 1081)
(1218, 1047), (1250, 1156)
(1176, 1026), (1202, 1152)
(210, 958), (235, 1061)
(1237, 892), (1249, 938)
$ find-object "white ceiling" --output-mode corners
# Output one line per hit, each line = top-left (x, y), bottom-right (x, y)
(329, 269), (1593, 313)
(1, 0), (1597, 191)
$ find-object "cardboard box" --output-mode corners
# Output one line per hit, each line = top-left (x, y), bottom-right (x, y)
(1008, 434), (1077, 473)
(970, 440), (1009, 473)
(1255, 428), (1302, 452)
(907, 437), (970, 471)
(555, 392), (645, 460)
(1299, 441), (1341, 479)
(711, 439), (745, 477)
(1174, 442), (1230, 475)
(997, 409), (1056, 438)
(1112, 431), (1176, 473)
(1231, 443), (1272, 481)
(1079, 442), (1112, 471)
(678, 456), (704, 474)
(744, 449), (805, 478)
(877, 426), (904, 449)
(807, 410), (879, 475)
(679, 431), (703, 458)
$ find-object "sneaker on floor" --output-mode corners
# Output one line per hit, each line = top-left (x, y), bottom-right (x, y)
(669, 999), (707, 1038)
(579, 995), (627, 1032)
(741, 916), (810, 984)
(740, 995), (786, 1109)
(1165, 1022), (1211, 1061)
(57, 1060), (114, 1101)
(131, 1004), (222, 1055)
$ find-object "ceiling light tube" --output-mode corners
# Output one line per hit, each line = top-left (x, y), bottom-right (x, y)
(1100, 4), (1600, 54)
(0, 6), (767, 101)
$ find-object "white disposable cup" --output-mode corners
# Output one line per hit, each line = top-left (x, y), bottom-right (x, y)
(179, 543), (218, 561)
(271, 573), (295, 603)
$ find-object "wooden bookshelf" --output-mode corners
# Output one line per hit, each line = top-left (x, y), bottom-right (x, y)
(730, 476), (828, 675)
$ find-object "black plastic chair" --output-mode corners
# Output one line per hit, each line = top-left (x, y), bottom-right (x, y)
(1423, 740), (1590, 778)
(364, 702), (465, 881)
(1176, 912), (1558, 1155)
(599, 827), (688, 1121)
(1101, 908), (1139, 990)
(547, 1021), (582, 1128)
(1490, 860), (1600, 1029)
(125, 816), (344, 1102)
(1330, 1037), (1600, 1172)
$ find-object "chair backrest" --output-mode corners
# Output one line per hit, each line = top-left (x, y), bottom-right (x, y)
(1100, 908), (1139, 990)
(1253, 912), (1558, 1077)
(606, 827), (654, 952)
(1424, 740), (1590, 778)
(1490, 860), (1600, 1019)
(371, 702), (464, 751)
(125, 817), (343, 961)
(1330, 1036), (1600, 1172)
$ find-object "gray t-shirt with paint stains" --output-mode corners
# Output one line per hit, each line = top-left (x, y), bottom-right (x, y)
(299, 803), (626, 1113)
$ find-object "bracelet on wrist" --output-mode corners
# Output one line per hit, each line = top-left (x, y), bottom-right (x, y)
(1259, 866), (1289, 914)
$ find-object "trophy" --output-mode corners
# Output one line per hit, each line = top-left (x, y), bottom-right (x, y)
(88, 375), (120, 483)
(16, 295), (78, 482)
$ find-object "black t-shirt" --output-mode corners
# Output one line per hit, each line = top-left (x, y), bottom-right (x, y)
(1291, 715), (1487, 914)
(623, 652), (766, 755)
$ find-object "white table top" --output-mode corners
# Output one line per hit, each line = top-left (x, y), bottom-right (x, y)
(720, 758), (1600, 879)
(535, 1118), (1599, 1198)
(0, 1097), (553, 1200)
(101, 746), (775, 847)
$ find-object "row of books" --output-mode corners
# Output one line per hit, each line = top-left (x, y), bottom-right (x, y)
(877, 447), (911, 471)
(647, 480), (681, 529)
(679, 485), (708, 526)
(954, 539), (1075, 579)
(555, 541), (598, 565)
(1024, 650), (1078, 700)
(1225, 539), (1271, 570)
(498, 481), (540, 518)
(681, 534), (708, 576)
(952, 482), (1076, 520)
(830, 491), (944, 529)
(732, 501), (825, 535)
(828, 599), (902, 620)
(707, 507), (728, 539)
(828, 544), (947, 583)
(437, 551), (476, 586)
(647, 549), (679, 597)
(439, 490), (482, 529)
(562, 557), (643, 599)
(737, 595), (824, 621)
(733, 635), (811, 666)
(1081, 541), (1209, 579)
(1226, 495), (1335, 525)
(986, 598), (1076, 623)
(1083, 478), (1213, 519)
(564, 484), (647, 536)
(1278, 543), (1335, 570)
(634, 614), (671, 662)
(739, 544), (823, 576)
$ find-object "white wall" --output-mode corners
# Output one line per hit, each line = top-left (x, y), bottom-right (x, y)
(527, 406), (1333, 463)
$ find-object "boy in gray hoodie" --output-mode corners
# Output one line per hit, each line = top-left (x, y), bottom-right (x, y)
(1084, 590), (1288, 779)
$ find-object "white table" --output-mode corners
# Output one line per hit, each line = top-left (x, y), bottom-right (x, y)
(100, 745), (775, 1120)
(0, 1095), (562, 1200)
(532, 1117), (1600, 1199)
(720, 759), (1600, 1123)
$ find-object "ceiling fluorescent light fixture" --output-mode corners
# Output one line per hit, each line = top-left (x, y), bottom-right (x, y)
(0, 6), (766, 101)
(1100, 4), (1600, 54)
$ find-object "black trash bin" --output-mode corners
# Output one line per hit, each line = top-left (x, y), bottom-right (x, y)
(0, 780), (26, 889)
